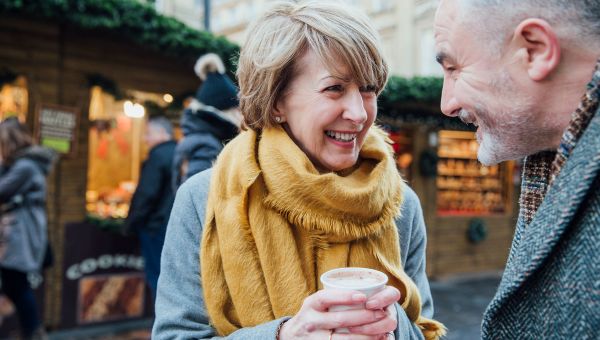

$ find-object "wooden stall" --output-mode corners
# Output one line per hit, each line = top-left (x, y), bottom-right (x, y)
(380, 104), (520, 279)
(0, 5), (235, 331)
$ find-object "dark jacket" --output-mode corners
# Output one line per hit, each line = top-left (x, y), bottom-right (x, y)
(172, 103), (238, 190)
(481, 105), (600, 338)
(126, 140), (176, 233)
(0, 146), (55, 272)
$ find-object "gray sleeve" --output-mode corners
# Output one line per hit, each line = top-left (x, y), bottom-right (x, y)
(0, 160), (34, 202)
(152, 170), (289, 340)
(393, 185), (434, 340)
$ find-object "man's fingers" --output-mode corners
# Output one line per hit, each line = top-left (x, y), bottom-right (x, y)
(305, 289), (367, 311)
(365, 286), (401, 310)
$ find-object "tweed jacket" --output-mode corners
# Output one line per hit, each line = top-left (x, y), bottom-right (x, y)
(481, 106), (600, 339)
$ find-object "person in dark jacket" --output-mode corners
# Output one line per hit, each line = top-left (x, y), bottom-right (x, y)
(172, 53), (241, 190)
(125, 116), (176, 299)
(0, 117), (54, 340)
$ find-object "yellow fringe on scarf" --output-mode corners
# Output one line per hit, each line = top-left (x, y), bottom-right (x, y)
(201, 126), (445, 339)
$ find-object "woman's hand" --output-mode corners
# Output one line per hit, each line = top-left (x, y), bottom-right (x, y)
(278, 287), (400, 340)
(348, 286), (400, 336)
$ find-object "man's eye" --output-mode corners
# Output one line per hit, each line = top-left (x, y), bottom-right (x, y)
(360, 85), (378, 92)
(445, 66), (456, 73)
(325, 85), (344, 92)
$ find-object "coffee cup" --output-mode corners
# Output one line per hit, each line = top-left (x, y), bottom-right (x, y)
(320, 267), (388, 333)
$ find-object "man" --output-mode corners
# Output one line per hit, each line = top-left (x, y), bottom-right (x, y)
(434, 0), (599, 338)
(172, 53), (240, 190)
(126, 116), (176, 299)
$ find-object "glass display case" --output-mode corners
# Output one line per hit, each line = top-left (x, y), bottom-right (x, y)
(85, 87), (170, 219)
(0, 76), (28, 122)
(436, 130), (510, 216)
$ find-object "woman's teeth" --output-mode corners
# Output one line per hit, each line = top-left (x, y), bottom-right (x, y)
(325, 130), (357, 142)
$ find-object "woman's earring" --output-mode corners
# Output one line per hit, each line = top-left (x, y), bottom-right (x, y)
(275, 116), (282, 123)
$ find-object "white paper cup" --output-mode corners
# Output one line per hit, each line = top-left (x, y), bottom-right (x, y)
(320, 267), (388, 333)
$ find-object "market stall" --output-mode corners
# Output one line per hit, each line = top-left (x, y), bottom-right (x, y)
(381, 100), (519, 278)
(0, 1), (238, 332)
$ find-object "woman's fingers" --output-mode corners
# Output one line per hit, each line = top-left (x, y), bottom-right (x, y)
(333, 333), (388, 340)
(304, 289), (367, 312)
(347, 305), (397, 335)
(308, 308), (388, 330)
(365, 286), (401, 310)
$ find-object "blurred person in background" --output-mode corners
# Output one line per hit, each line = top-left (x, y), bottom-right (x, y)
(172, 53), (241, 190)
(154, 1), (445, 339)
(0, 117), (54, 340)
(435, 0), (600, 338)
(125, 116), (176, 300)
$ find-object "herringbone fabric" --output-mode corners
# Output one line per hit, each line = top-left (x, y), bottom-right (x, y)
(481, 66), (600, 339)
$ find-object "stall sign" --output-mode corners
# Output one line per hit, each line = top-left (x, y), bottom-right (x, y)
(35, 104), (79, 157)
(60, 222), (152, 328)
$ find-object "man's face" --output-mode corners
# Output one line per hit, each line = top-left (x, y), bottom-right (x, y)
(434, 0), (544, 165)
(144, 123), (168, 149)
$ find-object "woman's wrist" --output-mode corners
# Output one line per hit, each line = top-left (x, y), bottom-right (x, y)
(275, 319), (289, 340)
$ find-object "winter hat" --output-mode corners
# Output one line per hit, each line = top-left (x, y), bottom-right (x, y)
(194, 53), (239, 111)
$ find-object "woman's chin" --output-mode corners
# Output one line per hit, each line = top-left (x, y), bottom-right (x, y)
(321, 157), (359, 173)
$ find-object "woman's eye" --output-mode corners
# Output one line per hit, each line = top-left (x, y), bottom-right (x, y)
(324, 85), (344, 92)
(360, 85), (377, 92)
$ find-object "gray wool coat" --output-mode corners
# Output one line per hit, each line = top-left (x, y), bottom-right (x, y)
(481, 106), (600, 338)
(0, 146), (54, 272)
(153, 169), (436, 339)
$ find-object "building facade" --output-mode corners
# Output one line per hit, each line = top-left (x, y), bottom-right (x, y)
(154, 0), (442, 77)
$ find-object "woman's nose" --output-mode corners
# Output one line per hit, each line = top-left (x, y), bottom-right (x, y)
(342, 88), (368, 124)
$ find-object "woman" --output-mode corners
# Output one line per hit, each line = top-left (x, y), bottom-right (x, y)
(0, 117), (54, 339)
(154, 1), (445, 339)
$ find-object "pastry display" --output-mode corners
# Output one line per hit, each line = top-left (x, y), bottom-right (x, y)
(436, 131), (508, 215)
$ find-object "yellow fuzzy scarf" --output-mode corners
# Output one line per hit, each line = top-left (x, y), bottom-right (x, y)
(201, 126), (445, 339)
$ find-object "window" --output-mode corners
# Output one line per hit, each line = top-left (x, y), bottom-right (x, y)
(0, 76), (28, 122)
(86, 86), (169, 219)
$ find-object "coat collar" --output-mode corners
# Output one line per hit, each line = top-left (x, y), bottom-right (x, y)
(486, 106), (600, 317)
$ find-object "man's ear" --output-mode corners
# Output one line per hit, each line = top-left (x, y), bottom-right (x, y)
(512, 18), (561, 81)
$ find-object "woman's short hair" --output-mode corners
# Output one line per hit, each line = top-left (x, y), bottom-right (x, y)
(0, 117), (33, 165)
(237, 0), (389, 130)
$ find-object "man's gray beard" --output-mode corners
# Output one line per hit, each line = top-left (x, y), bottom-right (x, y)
(473, 105), (540, 165)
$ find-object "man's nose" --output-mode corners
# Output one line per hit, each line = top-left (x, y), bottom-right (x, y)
(440, 78), (460, 117)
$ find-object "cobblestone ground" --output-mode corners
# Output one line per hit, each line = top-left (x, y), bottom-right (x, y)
(430, 273), (501, 340)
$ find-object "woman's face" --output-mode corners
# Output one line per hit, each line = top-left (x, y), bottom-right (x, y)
(275, 50), (378, 172)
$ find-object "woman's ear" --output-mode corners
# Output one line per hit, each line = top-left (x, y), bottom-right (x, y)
(272, 101), (286, 123)
(512, 18), (561, 81)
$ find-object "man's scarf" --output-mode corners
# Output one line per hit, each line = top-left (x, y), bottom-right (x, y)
(520, 60), (600, 224)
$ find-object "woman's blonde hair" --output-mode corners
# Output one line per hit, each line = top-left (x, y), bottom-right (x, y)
(237, 0), (389, 130)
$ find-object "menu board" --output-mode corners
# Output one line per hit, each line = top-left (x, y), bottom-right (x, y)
(60, 222), (153, 328)
(35, 104), (79, 157)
